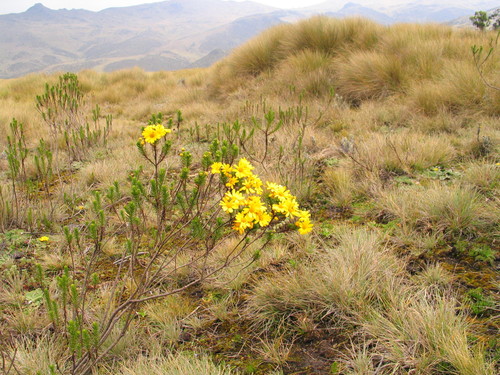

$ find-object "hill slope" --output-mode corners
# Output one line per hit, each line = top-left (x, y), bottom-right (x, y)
(212, 16), (500, 115)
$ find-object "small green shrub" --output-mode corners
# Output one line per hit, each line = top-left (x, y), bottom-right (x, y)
(466, 288), (495, 315)
(469, 245), (496, 264)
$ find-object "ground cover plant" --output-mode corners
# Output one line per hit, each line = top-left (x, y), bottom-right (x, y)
(0, 17), (498, 375)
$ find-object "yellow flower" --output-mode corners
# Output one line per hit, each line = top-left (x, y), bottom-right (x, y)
(266, 182), (281, 193)
(38, 236), (49, 242)
(232, 221), (244, 234)
(142, 125), (160, 144)
(266, 182), (291, 200)
(221, 163), (234, 177)
(244, 195), (265, 213)
(295, 209), (310, 219)
(273, 197), (299, 217)
(141, 124), (170, 144)
(76, 205), (85, 210)
(240, 196), (266, 222)
(153, 124), (170, 138)
(240, 175), (263, 194)
(216, 159), (313, 235)
(233, 211), (254, 234)
(296, 217), (313, 235)
(226, 176), (239, 189)
(256, 212), (272, 227)
(220, 190), (245, 213)
(234, 158), (254, 178)
(295, 211), (312, 234)
(211, 162), (223, 174)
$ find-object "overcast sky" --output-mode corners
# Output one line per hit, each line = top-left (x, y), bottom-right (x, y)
(0, 0), (331, 15)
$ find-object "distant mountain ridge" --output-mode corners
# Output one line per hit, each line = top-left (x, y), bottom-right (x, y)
(0, 0), (279, 78)
(303, 1), (499, 23)
(1, 0), (498, 78)
(448, 6), (500, 28)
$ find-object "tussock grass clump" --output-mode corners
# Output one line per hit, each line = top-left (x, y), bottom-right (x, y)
(343, 131), (456, 175)
(10, 335), (67, 375)
(414, 263), (454, 290)
(247, 228), (404, 325)
(380, 24), (458, 78)
(286, 49), (333, 74)
(412, 110), (464, 133)
(276, 49), (335, 97)
(226, 23), (293, 77)
(216, 16), (499, 113)
(461, 163), (499, 194)
(441, 62), (490, 109)
(361, 294), (495, 375)
(141, 296), (194, 345)
(410, 81), (450, 116)
(386, 23), (454, 43)
(321, 167), (359, 208)
(408, 61), (500, 116)
(376, 185), (493, 237)
(0, 73), (53, 101)
(335, 51), (407, 100)
(278, 16), (382, 57)
(248, 228), (494, 374)
(225, 16), (381, 80)
(109, 352), (235, 375)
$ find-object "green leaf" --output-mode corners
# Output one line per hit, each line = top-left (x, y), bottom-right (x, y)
(25, 288), (44, 306)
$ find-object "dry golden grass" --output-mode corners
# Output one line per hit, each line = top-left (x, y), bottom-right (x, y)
(225, 23), (293, 77)
(462, 162), (499, 194)
(376, 184), (495, 237)
(414, 263), (454, 290)
(214, 17), (499, 115)
(336, 50), (408, 100)
(246, 228), (405, 325)
(321, 167), (359, 208)
(245, 227), (495, 374)
(275, 49), (335, 97)
(10, 335), (67, 375)
(280, 16), (382, 55)
(105, 352), (236, 375)
(340, 131), (457, 176)
(362, 293), (495, 374)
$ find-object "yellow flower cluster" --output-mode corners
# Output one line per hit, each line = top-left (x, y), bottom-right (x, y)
(141, 124), (171, 144)
(212, 158), (312, 235)
(38, 236), (49, 242)
(267, 182), (313, 235)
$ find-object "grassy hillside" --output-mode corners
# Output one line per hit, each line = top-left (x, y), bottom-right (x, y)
(0, 17), (498, 375)
(212, 17), (500, 112)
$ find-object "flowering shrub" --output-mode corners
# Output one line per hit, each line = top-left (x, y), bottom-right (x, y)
(212, 158), (313, 235)
(26, 112), (313, 375)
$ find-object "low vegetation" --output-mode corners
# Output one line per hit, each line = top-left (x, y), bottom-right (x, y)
(0, 17), (498, 375)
